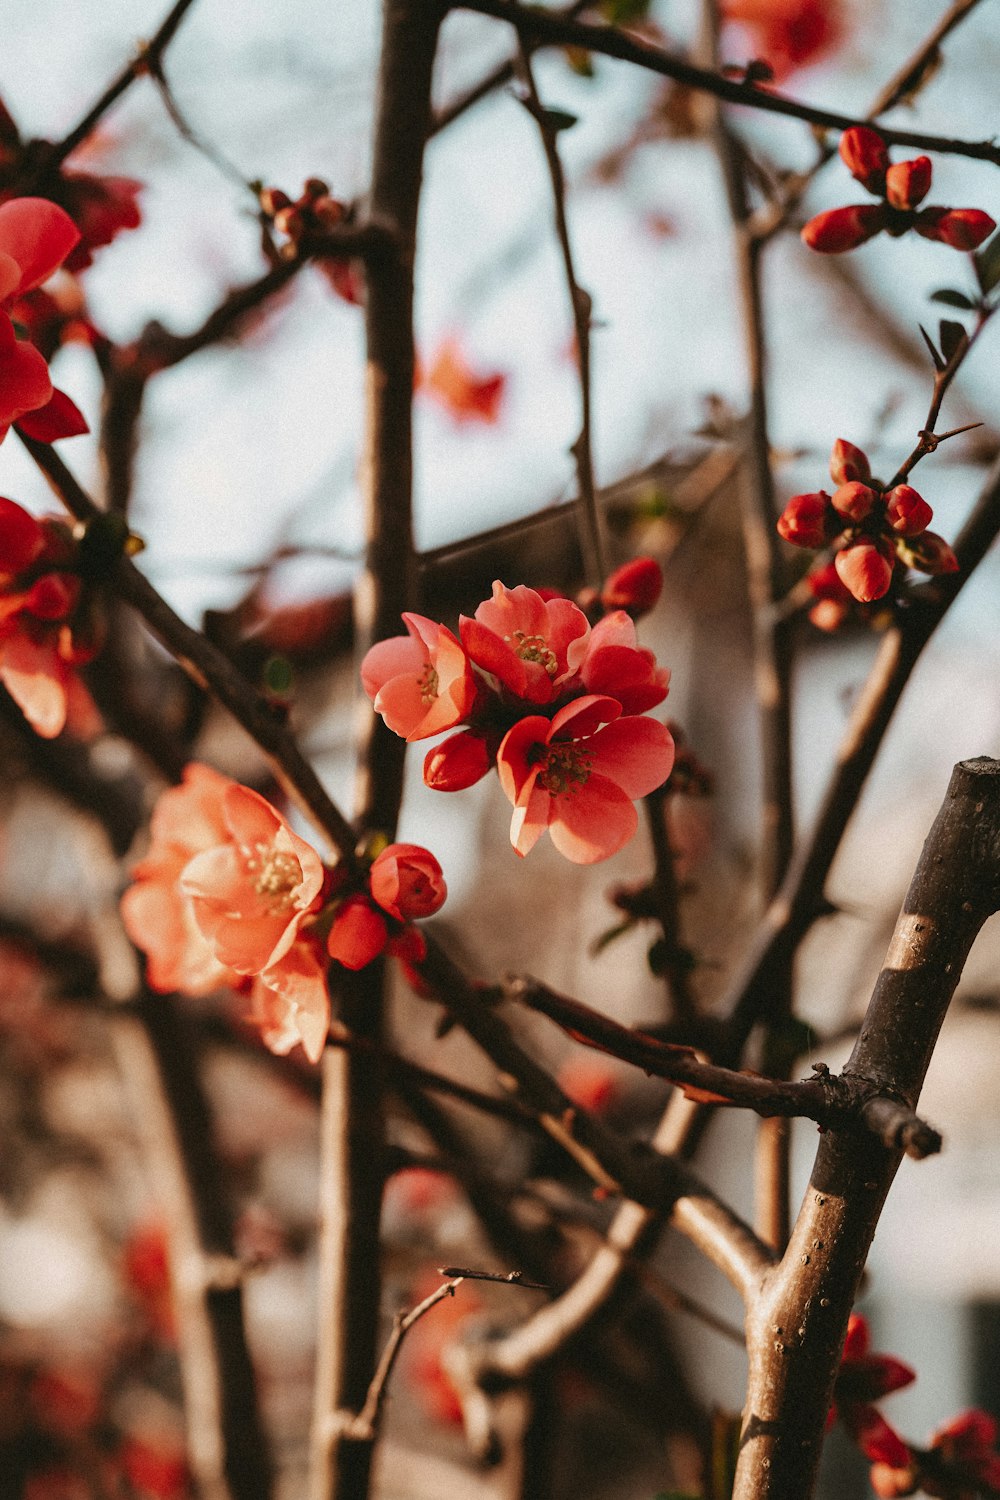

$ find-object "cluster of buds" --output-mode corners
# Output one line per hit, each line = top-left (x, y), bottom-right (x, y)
(259, 178), (363, 305)
(777, 438), (958, 610)
(871, 1408), (1000, 1498)
(802, 128), (996, 254)
(0, 497), (105, 737)
(362, 562), (675, 865)
(121, 765), (446, 1063)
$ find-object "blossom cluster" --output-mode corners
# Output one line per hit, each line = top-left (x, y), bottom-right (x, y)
(260, 177), (364, 305)
(121, 764), (446, 1063)
(776, 438), (958, 611)
(0, 497), (102, 738)
(803, 128), (996, 255)
(362, 566), (675, 864)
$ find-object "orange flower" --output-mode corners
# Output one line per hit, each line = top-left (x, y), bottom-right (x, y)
(419, 338), (507, 424)
(121, 763), (244, 996)
(249, 939), (330, 1064)
(180, 784), (325, 975)
(460, 581), (590, 705)
(361, 612), (477, 741)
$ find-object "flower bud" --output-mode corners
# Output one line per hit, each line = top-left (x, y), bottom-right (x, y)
(885, 484), (932, 536)
(369, 843), (446, 922)
(839, 127), (890, 192)
(869, 1463), (918, 1499)
(24, 571), (79, 620)
(801, 204), (886, 254)
(830, 439), (871, 487)
(915, 206), (997, 250)
(424, 730), (491, 791)
(831, 481), (876, 522)
(327, 896), (388, 970)
(600, 556), (663, 617)
(259, 187), (291, 216)
(884, 157), (932, 211)
(897, 529), (959, 575)
(808, 598), (849, 632)
(835, 539), (894, 602)
(776, 491), (831, 548)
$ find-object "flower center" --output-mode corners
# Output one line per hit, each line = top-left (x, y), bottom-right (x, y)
(534, 742), (592, 795)
(508, 629), (558, 676)
(417, 662), (439, 704)
(248, 844), (302, 910)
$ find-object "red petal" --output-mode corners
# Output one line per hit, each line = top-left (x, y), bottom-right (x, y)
(0, 198), (80, 297)
(15, 387), (88, 442)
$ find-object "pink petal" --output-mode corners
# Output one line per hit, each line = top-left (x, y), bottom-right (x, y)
(223, 783), (282, 853)
(510, 778), (550, 858)
(255, 946), (330, 1063)
(497, 716), (550, 802)
(549, 775), (637, 863)
(475, 581), (548, 641)
(549, 694), (622, 740)
(589, 717), (675, 799)
(361, 633), (423, 699)
(0, 631), (68, 736)
(0, 199), (80, 297)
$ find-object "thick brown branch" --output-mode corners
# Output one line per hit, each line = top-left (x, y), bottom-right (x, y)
(454, 0), (1000, 165)
(734, 758), (1000, 1499)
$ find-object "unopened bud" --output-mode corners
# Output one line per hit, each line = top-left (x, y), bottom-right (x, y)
(777, 491), (832, 548)
(259, 187), (291, 217)
(915, 207), (997, 250)
(835, 539), (894, 602)
(885, 157), (932, 211)
(600, 556), (663, 616)
(302, 177), (329, 200)
(830, 439), (871, 486)
(839, 127), (890, 192)
(802, 203), (886, 254)
(897, 529), (959, 575)
(831, 481), (876, 522)
(885, 484), (932, 536)
(424, 731), (491, 791)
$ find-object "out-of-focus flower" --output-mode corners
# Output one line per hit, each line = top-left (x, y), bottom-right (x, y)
(600, 556), (663, 617)
(721, 0), (844, 81)
(419, 337), (507, 424)
(831, 1314), (915, 1468)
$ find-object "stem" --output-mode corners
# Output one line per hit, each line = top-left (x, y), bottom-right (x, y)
(453, 0), (1000, 166)
(734, 758), (1000, 1499)
(515, 41), (605, 585)
(643, 786), (698, 1020)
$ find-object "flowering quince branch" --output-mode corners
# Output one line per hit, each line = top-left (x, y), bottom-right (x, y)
(451, 0), (1000, 165)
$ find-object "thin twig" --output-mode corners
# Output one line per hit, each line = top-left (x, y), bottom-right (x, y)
(454, 0), (1000, 166)
(643, 786), (698, 1021)
(515, 39), (604, 584)
(342, 1277), (466, 1442)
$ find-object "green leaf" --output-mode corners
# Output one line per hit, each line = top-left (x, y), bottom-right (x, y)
(974, 231), (1000, 295)
(600, 0), (652, 21)
(929, 288), (975, 310)
(541, 107), (578, 133)
(263, 654), (294, 696)
(938, 318), (969, 363)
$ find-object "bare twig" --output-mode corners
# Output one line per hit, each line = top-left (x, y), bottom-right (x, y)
(515, 40), (604, 585)
(454, 0), (1000, 166)
(342, 1278), (467, 1442)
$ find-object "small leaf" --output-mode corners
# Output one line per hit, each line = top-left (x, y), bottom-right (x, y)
(929, 288), (975, 310)
(974, 231), (1000, 295)
(541, 107), (578, 133)
(600, 0), (652, 21)
(939, 319), (969, 363)
(917, 323), (945, 372)
(563, 46), (594, 78)
(263, 654), (294, 696)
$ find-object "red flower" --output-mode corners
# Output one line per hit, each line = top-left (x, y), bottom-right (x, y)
(361, 612), (477, 741)
(419, 338), (507, 424)
(832, 1314), (915, 1468)
(721, 0), (844, 81)
(180, 784), (325, 975)
(803, 129), (996, 255)
(57, 170), (142, 271)
(327, 844), (445, 970)
(577, 609), (670, 714)
(460, 580), (590, 705)
(327, 895), (389, 970)
(248, 939), (330, 1064)
(423, 729), (492, 791)
(497, 694), (675, 863)
(929, 1408), (1000, 1490)
(830, 438), (871, 486)
(369, 842), (446, 921)
(777, 490), (834, 547)
(835, 538), (895, 602)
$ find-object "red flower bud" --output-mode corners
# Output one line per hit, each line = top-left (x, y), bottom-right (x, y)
(327, 896), (388, 970)
(424, 730), (491, 791)
(885, 484), (932, 536)
(369, 842), (446, 922)
(839, 128), (890, 192)
(831, 481), (876, 522)
(776, 491), (831, 548)
(808, 598), (849, 632)
(600, 556), (663, 616)
(884, 157), (932, 211)
(915, 206), (997, 250)
(835, 539), (894, 602)
(897, 529), (959, 576)
(801, 203), (886, 253)
(24, 571), (79, 620)
(830, 439), (871, 486)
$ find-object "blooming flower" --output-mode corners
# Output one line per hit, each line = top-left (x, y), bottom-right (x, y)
(721, 0), (844, 80)
(180, 784), (325, 974)
(460, 581), (590, 704)
(831, 1315), (915, 1468)
(0, 197), (86, 440)
(120, 763), (245, 995)
(0, 496), (100, 737)
(497, 694), (675, 863)
(802, 128), (996, 254)
(361, 612), (477, 741)
(577, 609), (670, 714)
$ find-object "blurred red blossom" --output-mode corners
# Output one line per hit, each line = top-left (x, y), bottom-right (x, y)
(419, 338), (507, 424)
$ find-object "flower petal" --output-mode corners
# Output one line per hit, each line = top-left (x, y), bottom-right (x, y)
(0, 198), (80, 297)
(549, 774), (637, 864)
(588, 717), (675, 799)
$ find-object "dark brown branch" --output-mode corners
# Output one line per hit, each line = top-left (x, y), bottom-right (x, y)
(20, 0), (200, 184)
(453, 0), (1000, 165)
(643, 786), (697, 1020)
(515, 41), (604, 584)
(734, 758), (1000, 1499)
